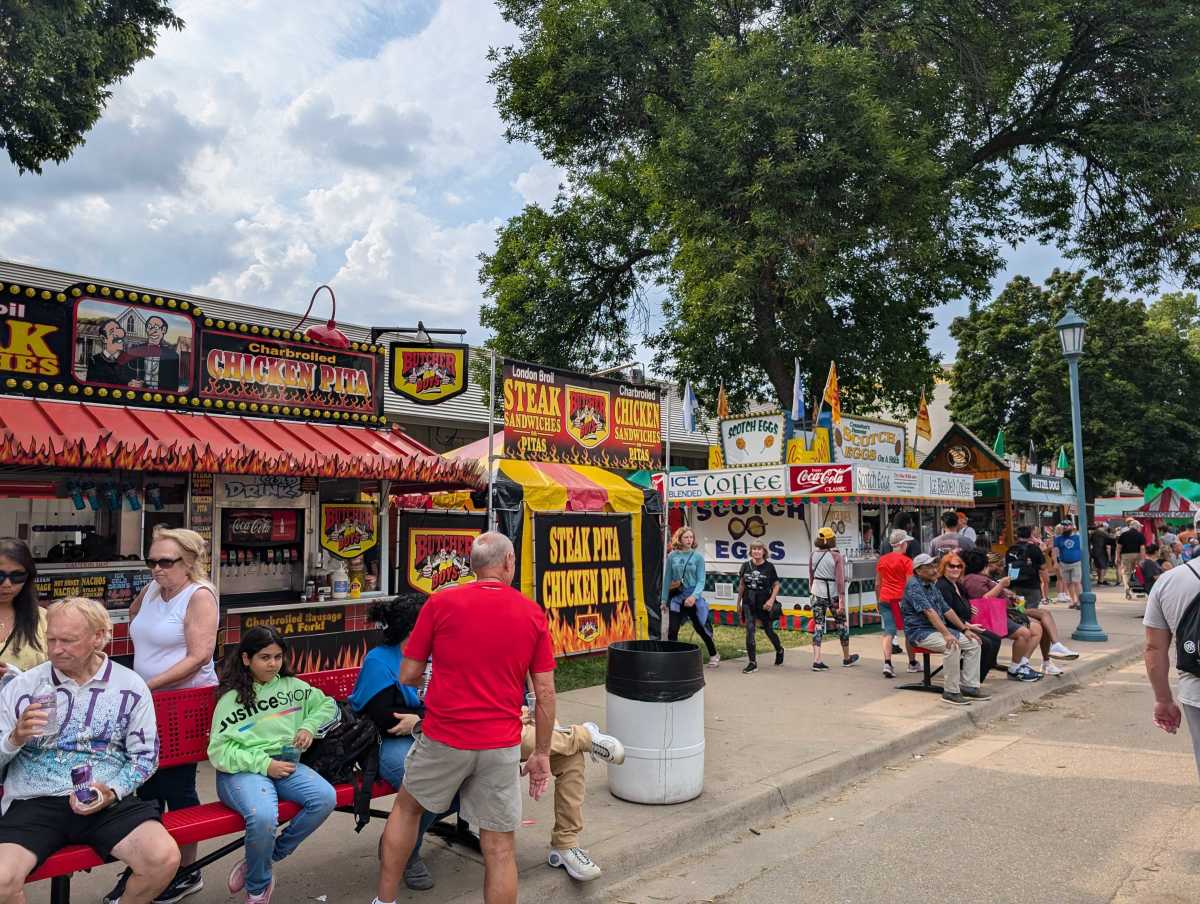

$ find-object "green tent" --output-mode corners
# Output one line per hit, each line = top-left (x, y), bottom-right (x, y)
(626, 466), (687, 489)
(992, 428), (1006, 457)
(1144, 479), (1200, 504)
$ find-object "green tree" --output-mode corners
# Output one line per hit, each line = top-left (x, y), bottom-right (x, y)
(0, 0), (183, 173)
(1147, 291), (1200, 357)
(481, 1), (1200, 412)
(949, 270), (1200, 496)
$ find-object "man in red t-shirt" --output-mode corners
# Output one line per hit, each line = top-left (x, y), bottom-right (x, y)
(876, 529), (918, 678)
(376, 532), (556, 904)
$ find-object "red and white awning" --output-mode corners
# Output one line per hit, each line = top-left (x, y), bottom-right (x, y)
(1123, 488), (1198, 520)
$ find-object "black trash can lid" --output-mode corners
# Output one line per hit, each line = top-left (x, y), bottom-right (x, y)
(606, 639), (705, 703)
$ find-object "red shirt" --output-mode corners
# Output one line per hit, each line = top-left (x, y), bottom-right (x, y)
(876, 552), (914, 602)
(404, 580), (556, 750)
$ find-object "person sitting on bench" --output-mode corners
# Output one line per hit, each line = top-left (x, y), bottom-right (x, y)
(0, 597), (179, 904)
(900, 554), (989, 707)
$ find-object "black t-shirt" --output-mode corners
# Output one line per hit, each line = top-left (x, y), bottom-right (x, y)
(1089, 529), (1108, 561)
(1118, 528), (1145, 554)
(935, 576), (970, 625)
(739, 560), (779, 608)
(1141, 557), (1163, 592)
(1009, 540), (1045, 589)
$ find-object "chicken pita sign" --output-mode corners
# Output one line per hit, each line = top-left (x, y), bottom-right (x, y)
(719, 414), (786, 467)
(388, 343), (469, 405)
(502, 360), (663, 468)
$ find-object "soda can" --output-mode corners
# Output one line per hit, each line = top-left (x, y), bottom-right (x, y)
(72, 763), (97, 805)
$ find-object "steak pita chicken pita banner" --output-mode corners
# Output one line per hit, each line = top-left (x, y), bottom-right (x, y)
(501, 360), (663, 469)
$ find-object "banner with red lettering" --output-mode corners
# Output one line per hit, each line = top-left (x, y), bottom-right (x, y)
(198, 328), (382, 417)
(389, 343), (469, 405)
(399, 513), (486, 595)
(788, 463), (854, 496)
(319, 503), (379, 559)
(502, 361), (662, 469)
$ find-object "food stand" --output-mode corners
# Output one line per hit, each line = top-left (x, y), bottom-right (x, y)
(668, 461), (974, 629)
(0, 274), (482, 669)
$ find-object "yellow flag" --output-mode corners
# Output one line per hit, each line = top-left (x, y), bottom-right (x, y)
(822, 363), (842, 426)
(905, 446), (917, 468)
(716, 383), (729, 419)
(916, 389), (932, 440)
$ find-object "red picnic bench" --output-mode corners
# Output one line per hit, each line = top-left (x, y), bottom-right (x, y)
(26, 668), (397, 904)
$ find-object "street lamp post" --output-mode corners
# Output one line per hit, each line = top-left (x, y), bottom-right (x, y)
(1056, 307), (1107, 642)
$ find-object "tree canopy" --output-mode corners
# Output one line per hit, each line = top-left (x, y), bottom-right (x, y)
(481, 0), (1200, 413)
(949, 270), (1200, 496)
(0, 0), (183, 173)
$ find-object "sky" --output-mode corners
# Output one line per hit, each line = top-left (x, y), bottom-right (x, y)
(0, 0), (1087, 363)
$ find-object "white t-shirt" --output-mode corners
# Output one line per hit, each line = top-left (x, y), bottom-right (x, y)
(1143, 561), (1200, 707)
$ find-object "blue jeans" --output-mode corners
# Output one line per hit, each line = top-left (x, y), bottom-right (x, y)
(216, 763), (337, 895)
(380, 736), (455, 866)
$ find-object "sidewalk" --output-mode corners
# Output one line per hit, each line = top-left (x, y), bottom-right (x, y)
(31, 589), (1147, 904)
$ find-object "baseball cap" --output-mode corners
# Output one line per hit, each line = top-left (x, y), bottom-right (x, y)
(911, 553), (936, 569)
(817, 527), (836, 541)
(888, 528), (913, 546)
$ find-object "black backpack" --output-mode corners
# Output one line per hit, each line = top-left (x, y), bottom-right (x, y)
(1173, 563), (1200, 677)
(300, 700), (380, 831)
(1004, 542), (1039, 586)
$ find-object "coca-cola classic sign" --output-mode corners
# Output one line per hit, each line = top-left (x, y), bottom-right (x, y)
(224, 510), (298, 544)
(788, 464), (853, 496)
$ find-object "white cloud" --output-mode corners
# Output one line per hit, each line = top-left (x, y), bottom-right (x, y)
(512, 161), (565, 208)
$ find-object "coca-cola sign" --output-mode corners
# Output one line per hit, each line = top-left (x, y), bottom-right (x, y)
(224, 509), (298, 544)
(788, 464), (853, 496)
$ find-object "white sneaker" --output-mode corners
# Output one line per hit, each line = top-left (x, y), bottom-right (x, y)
(707, 653), (721, 669)
(582, 722), (625, 765)
(549, 847), (602, 881)
(1055, 593), (1071, 603)
(1049, 642), (1080, 660)
(1043, 661), (1065, 676)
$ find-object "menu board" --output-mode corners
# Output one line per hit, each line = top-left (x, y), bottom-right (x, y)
(36, 567), (153, 611)
(502, 360), (662, 468)
(190, 473), (214, 552)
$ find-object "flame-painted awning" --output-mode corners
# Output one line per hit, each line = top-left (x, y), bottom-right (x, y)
(0, 397), (483, 489)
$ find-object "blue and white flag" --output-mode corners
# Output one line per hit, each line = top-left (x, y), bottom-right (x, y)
(790, 358), (806, 423)
(681, 381), (700, 433)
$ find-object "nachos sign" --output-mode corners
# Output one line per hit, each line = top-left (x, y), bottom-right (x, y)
(388, 343), (469, 405)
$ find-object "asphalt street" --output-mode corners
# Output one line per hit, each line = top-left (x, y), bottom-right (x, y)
(608, 660), (1200, 904)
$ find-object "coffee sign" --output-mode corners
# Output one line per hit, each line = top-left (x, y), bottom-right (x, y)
(788, 464), (854, 497)
(668, 467), (787, 503)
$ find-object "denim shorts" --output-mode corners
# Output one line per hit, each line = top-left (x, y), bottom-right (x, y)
(877, 600), (900, 635)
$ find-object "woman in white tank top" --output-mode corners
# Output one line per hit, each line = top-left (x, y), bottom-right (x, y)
(116, 525), (218, 901)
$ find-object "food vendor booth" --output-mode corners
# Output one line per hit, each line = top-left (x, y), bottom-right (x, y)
(0, 274), (482, 669)
(1122, 484), (1199, 538)
(392, 431), (663, 655)
(667, 461), (974, 630)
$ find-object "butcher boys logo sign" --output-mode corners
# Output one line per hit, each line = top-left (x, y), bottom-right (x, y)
(319, 503), (378, 559)
(565, 386), (610, 449)
(502, 360), (662, 469)
(406, 527), (479, 594)
(389, 343), (469, 405)
(200, 329), (381, 417)
(532, 513), (636, 656)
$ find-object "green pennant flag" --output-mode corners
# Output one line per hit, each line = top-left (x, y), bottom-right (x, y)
(1057, 446), (1070, 472)
(992, 428), (1006, 457)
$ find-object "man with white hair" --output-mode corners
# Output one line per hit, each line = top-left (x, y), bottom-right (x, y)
(0, 597), (179, 904)
(375, 532), (556, 904)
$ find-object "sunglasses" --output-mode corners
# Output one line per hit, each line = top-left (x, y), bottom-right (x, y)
(945, 563), (964, 569)
(0, 570), (28, 584)
(145, 557), (182, 570)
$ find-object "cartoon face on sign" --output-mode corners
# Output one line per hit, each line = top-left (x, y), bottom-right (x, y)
(390, 344), (469, 405)
(407, 528), (479, 593)
(565, 386), (610, 449)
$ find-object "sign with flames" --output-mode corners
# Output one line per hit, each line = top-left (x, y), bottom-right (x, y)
(532, 512), (636, 656)
(405, 525), (479, 594)
(502, 360), (662, 468)
(199, 328), (382, 417)
(319, 503), (378, 559)
(388, 343), (469, 405)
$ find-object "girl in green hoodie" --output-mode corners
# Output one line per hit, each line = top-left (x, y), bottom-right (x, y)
(208, 626), (339, 904)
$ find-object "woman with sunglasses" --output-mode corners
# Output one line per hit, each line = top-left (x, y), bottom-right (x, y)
(0, 537), (46, 677)
(112, 525), (218, 903)
(934, 553), (1001, 682)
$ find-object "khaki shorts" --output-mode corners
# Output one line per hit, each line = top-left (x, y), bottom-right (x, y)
(402, 730), (522, 832)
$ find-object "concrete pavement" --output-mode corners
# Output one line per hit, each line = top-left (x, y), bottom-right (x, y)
(25, 588), (1147, 904)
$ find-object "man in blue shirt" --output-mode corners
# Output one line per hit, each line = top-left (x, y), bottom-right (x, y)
(901, 554), (988, 706)
(1053, 521), (1084, 610)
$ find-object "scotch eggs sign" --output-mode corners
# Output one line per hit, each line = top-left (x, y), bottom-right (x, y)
(719, 413), (786, 467)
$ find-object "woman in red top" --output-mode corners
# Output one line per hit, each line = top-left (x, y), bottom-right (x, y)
(875, 529), (918, 678)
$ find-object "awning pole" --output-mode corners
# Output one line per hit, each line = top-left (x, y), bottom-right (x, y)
(660, 385), (672, 639)
(487, 348), (497, 533)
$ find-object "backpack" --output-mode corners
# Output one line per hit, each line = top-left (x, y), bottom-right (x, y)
(300, 700), (380, 831)
(1173, 563), (1200, 677)
(1004, 542), (1039, 586)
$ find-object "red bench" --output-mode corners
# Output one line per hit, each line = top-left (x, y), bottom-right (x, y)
(25, 668), (396, 904)
(896, 645), (945, 694)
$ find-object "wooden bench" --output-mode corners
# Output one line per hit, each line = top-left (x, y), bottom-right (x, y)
(25, 668), (397, 904)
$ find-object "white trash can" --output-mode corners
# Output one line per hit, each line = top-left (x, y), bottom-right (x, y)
(605, 640), (705, 804)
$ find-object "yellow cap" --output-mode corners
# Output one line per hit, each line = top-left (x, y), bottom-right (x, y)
(817, 527), (836, 541)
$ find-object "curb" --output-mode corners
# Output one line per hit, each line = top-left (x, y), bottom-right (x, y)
(458, 634), (1145, 904)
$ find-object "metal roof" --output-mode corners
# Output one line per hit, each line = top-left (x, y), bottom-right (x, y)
(0, 259), (713, 449)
